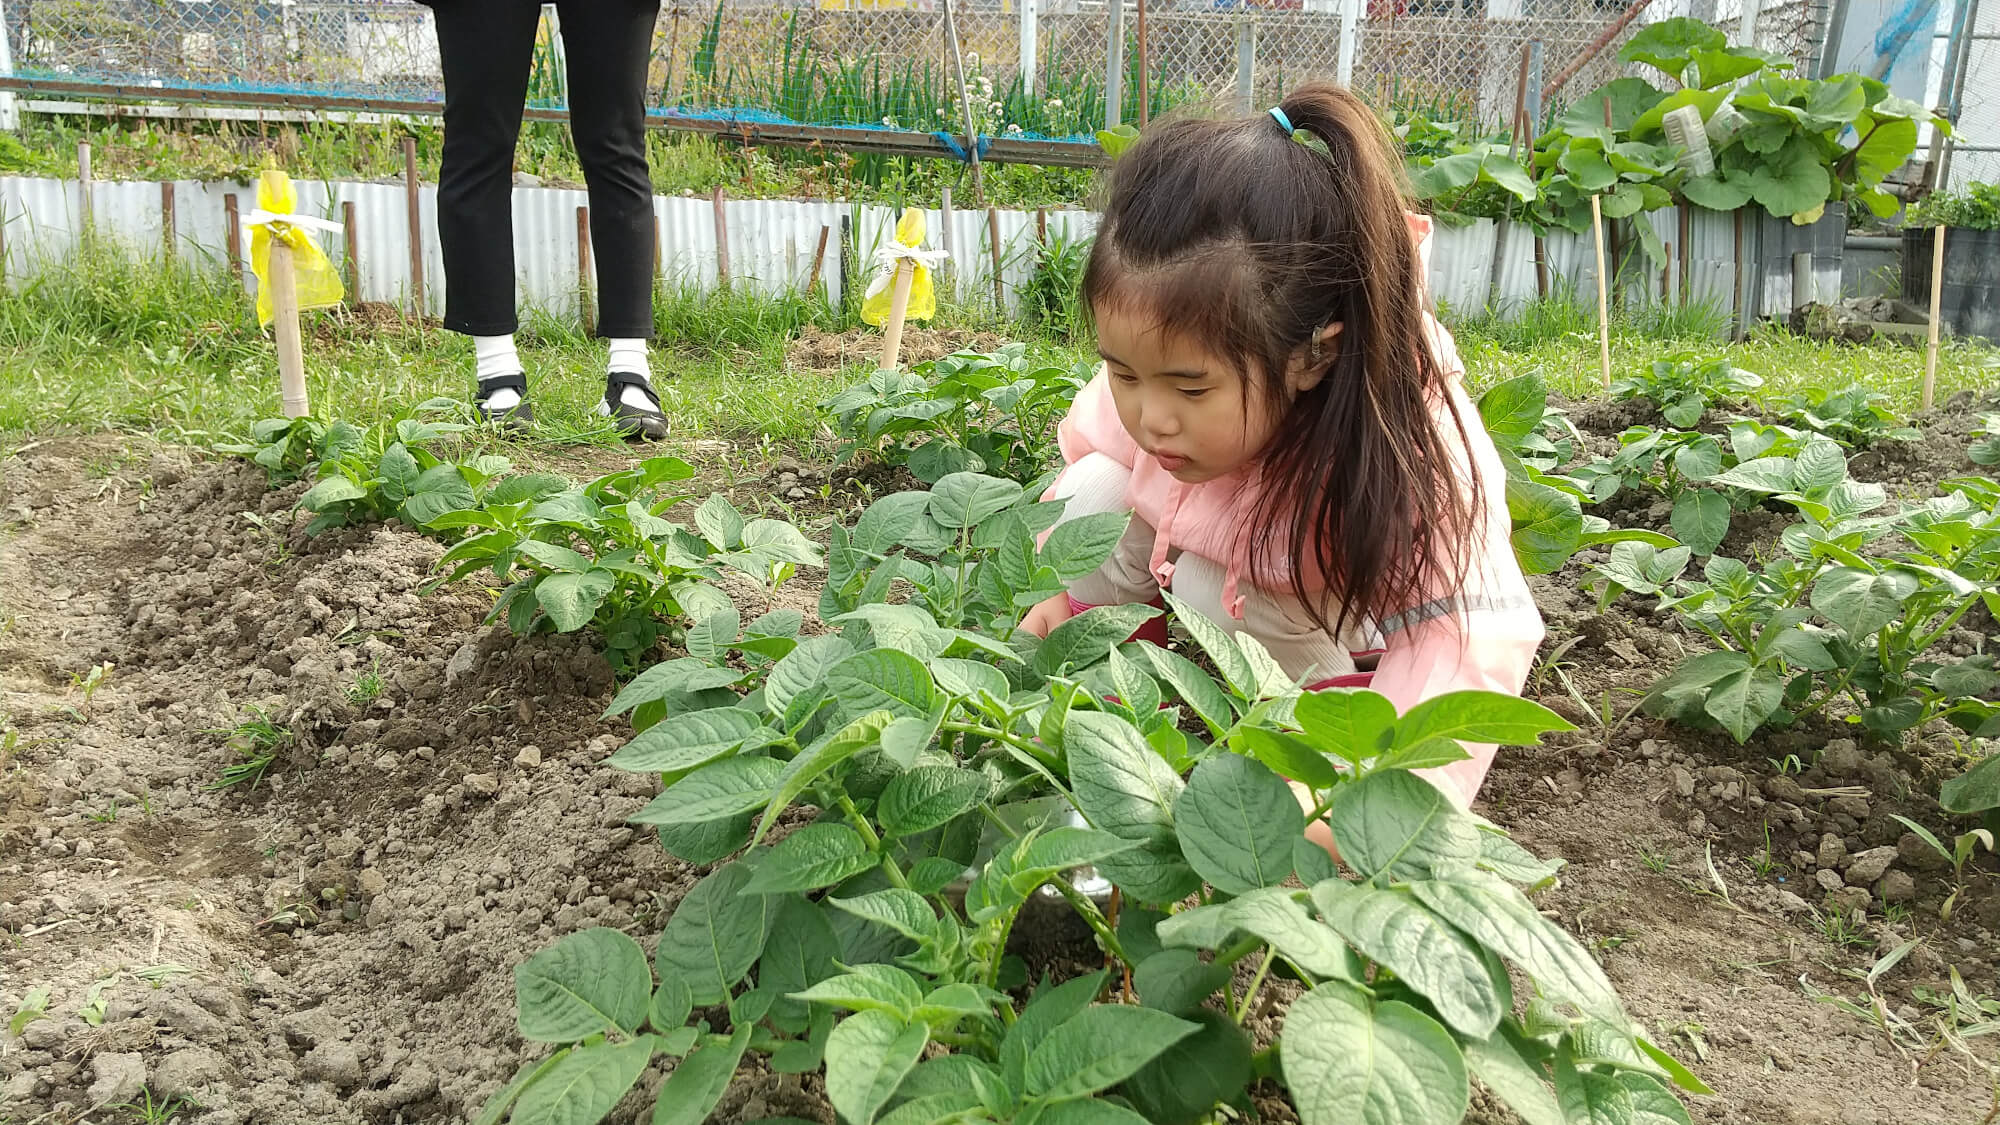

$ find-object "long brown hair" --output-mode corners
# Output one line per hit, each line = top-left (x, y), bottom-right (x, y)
(1081, 82), (1480, 637)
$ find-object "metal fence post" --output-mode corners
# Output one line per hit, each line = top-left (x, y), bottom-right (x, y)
(1104, 0), (1127, 130)
(1336, 0), (1359, 88)
(1019, 0), (1039, 95)
(1235, 15), (1257, 113)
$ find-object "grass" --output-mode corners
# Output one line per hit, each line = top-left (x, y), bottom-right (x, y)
(4, 239), (1999, 471)
(206, 707), (291, 791)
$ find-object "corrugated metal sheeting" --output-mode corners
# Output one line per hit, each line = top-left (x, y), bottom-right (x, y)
(0, 175), (1812, 330)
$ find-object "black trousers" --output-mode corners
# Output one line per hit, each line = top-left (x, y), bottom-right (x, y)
(427, 0), (659, 339)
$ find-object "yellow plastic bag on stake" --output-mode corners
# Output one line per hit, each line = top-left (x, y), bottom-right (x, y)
(245, 168), (346, 328)
(861, 207), (946, 326)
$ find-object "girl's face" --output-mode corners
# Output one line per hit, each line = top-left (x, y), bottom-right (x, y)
(1095, 304), (1330, 484)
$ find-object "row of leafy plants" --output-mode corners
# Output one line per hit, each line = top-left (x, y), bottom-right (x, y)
(1402, 18), (1940, 245)
(1478, 361), (2000, 831)
(484, 467), (1711, 1125)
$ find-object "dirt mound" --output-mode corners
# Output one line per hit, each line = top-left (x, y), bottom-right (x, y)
(0, 439), (696, 1123)
(787, 323), (1011, 376)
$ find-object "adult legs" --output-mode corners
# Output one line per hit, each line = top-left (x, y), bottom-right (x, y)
(557, 0), (660, 342)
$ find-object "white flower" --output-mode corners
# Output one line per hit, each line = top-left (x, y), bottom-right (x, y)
(882, 115), (898, 128)
(1048, 97), (1063, 109)
(965, 51), (980, 65)
(1007, 123), (1023, 134)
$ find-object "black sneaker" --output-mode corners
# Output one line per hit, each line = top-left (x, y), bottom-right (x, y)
(474, 373), (534, 432)
(602, 371), (667, 442)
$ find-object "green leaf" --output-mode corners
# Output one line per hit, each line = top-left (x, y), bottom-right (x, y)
(696, 493), (747, 549)
(649, 977), (693, 1033)
(1310, 882), (1503, 1037)
(519, 540), (594, 574)
(1225, 887), (1362, 981)
(853, 490), (931, 555)
(1139, 646), (1238, 734)
(403, 464), (478, 524)
(760, 896), (844, 1032)
(514, 928), (653, 1042)
(655, 860), (773, 1006)
(1284, 982), (1469, 1125)
(1038, 605), (1162, 677)
(687, 608), (742, 663)
(928, 473), (1024, 530)
(1042, 511), (1135, 581)
(1002, 972), (1108, 1092)
(536, 570), (616, 633)
(932, 657), (1010, 702)
(1024, 1005), (1201, 1101)
(299, 474), (369, 510)
(1173, 755), (1306, 893)
(377, 442), (420, 502)
(1744, 136), (1832, 219)
(1294, 689), (1398, 765)
(827, 1011), (929, 1125)
(1392, 691), (1574, 754)
(1794, 436), (1848, 491)
(1941, 754), (2000, 815)
(879, 766), (988, 838)
(1037, 1101), (1154, 1125)
(827, 889), (937, 942)
(1476, 830), (1567, 889)
(1479, 372), (1550, 440)
(793, 964), (924, 1019)
(766, 636), (856, 719)
(1066, 710), (1185, 840)
(1095, 834), (1205, 906)
(1162, 591), (1254, 694)
(1326, 770), (1481, 883)
(1810, 567), (1917, 639)
(1616, 18), (1723, 80)
(1670, 490), (1730, 556)
(1238, 727), (1343, 789)
(629, 755), (785, 828)
(471, 1052), (568, 1125)
(1702, 664), (1786, 743)
(1464, 1025), (1563, 1125)
(1119, 1008), (1256, 1125)
(741, 825), (879, 895)
(827, 650), (939, 721)
(1133, 948), (1233, 1014)
(603, 659), (748, 719)
(512, 1037), (654, 1125)
(1409, 872), (1624, 1025)
(1681, 169), (1754, 210)
(755, 711), (894, 844)
(608, 708), (766, 774)
(652, 1027), (752, 1125)
(1508, 478), (1585, 575)
(1635, 1036), (1715, 1096)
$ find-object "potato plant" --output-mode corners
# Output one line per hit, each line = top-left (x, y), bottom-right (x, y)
(823, 345), (1087, 484)
(427, 458), (821, 672)
(1771, 385), (1919, 450)
(474, 467), (1702, 1125)
(1608, 354), (1763, 429)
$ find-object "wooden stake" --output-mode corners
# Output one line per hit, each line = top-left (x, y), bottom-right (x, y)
(1037, 207), (1048, 245)
(940, 186), (957, 299)
(987, 206), (1004, 311)
(160, 181), (176, 262)
(1590, 193), (1611, 389)
(878, 259), (918, 372)
(270, 239), (309, 418)
(1923, 224), (1946, 411)
(807, 224), (830, 296)
(653, 215), (664, 282)
(1533, 233), (1547, 299)
(77, 141), (92, 237)
(403, 136), (424, 318)
(577, 205), (595, 336)
(224, 193), (243, 283)
(1677, 204), (1691, 303)
(342, 200), (359, 300)
(712, 186), (730, 289)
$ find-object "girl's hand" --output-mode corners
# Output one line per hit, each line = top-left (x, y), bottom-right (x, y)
(1019, 592), (1075, 638)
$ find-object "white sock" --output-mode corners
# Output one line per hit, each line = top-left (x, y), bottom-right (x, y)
(604, 339), (656, 411)
(474, 335), (522, 410)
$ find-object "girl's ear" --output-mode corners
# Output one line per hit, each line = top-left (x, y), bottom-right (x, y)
(1285, 322), (1344, 395)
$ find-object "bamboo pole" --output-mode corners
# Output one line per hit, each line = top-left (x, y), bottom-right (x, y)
(654, 216), (664, 282)
(77, 141), (92, 238)
(403, 136), (424, 318)
(712, 186), (730, 289)
(807, 224), (830, 296)
(160, 181), (176, 263)
(941, 0), (986, 205)
(270, 240), (309, 418)
(1037, 207), (1048, 245)
(1591, 193), (1611, 389)
(987, 206), (1004, 311)
(224, 193), (243, 283)
(342, 200), (359, 300)
(878, 259), (918, 372)
(1923, 225), (1946, 411)
(578, 206), (595, 336)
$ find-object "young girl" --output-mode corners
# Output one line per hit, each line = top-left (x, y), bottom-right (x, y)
(1020, 84), (1544, 812)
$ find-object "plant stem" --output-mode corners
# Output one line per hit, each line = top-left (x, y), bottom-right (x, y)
(1236, 948), (1278, 1025)
(1049, 879), (1130, 965)
(836, 792), (911, 891)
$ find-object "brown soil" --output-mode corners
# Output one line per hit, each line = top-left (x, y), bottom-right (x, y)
(785, 324), (1011, 376)
(1, 423), (1996, 1125)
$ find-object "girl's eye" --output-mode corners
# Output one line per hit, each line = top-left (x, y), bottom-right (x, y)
(1179, 387), (1209, 399)
(1111, 372), (1139, 386)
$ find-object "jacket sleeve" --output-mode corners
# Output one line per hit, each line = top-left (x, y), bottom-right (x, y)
(1369, 317), (1546, 810)
(1045, 366), (1139, 498)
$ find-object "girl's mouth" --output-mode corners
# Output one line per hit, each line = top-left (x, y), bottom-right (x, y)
(1153, 452), (1189, 472)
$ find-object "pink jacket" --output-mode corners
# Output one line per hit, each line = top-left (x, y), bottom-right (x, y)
(1047, 215), (1545, 807)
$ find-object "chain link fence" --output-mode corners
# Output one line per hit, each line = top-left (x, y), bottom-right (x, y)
(1, 0), (1834, 145)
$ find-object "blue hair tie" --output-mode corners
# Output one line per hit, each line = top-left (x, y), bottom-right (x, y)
(1269, 106), (1293, 133)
